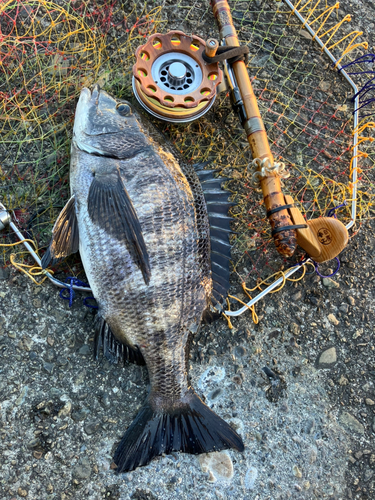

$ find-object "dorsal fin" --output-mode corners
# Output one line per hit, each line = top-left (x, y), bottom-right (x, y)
(193, 164), (233, 309)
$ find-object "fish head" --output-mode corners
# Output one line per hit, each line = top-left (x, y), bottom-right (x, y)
(73, 84), (149, 158)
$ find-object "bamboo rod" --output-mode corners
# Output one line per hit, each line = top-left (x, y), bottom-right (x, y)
(210, 0), (297, 257)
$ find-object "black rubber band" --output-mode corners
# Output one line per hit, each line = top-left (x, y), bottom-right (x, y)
(202, 45), (250, 65)
(267, 203), (295, 218)
(271, 224), (308, 236)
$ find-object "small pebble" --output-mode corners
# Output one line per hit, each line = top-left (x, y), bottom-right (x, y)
(339, 412), (365, 434)
(347, 296), (355, 306)
(43, 362), (55, 374)
(58, 401), (72, 417)
(339, 303), (349, 313)
(365, 398), (375, 406)
(299, 29), (313, 40)
(327, 314), (339, 326)
(322, 278), (339, 289)
(234, 346), (246, 358)
(291, 291), (302, 301)
(78, 345), (91, 356)
(338, 375), (349, 386)
(245, 466), (258, 489)
(198, 451), (233, 482)
(318, 347), (337, 365)
(292, 465), (302, 478)
(289, 322), (300, 335)
(308, 446), (317, 464)
(84, 420), (100, 434)
(305, 418), (315, 434)
(33, 298), (42, 308)
(72, 457), (92, 480)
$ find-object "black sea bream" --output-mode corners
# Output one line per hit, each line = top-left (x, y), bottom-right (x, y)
(42, 85), (244, 472)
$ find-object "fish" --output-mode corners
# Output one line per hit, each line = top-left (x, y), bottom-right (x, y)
(42, 84), (244, 472)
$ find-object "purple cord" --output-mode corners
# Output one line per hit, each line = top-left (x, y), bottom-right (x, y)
(59, 277), (91, 308)
(313, 257), (340, 278)
(83, 296), (98, 309)
(339, 53), (375, 70)
(338, 53), (375, 117)
(327, 200), (347, 218)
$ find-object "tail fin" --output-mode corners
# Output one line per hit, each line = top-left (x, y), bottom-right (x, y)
(113, 389), (244, 472)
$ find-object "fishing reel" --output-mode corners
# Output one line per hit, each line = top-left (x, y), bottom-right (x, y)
(132, 31), (223, 123)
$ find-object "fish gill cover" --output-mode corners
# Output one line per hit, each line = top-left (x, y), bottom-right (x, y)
(0, 0), (374, 314)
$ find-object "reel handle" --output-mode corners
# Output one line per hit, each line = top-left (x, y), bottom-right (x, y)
(210, 0), (297, 257)
(205, 38), (219, 58)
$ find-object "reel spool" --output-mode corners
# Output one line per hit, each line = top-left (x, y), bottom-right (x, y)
(132, 31), (222, 123)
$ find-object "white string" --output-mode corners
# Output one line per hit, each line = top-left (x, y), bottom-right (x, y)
(248, 157), (290, 186)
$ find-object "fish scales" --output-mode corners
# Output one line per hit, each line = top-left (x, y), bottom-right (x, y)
(43, 85), (244, 471)
(73, 151), (203, 390)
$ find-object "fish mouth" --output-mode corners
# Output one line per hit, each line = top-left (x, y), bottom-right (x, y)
(79, 83), (100, 104)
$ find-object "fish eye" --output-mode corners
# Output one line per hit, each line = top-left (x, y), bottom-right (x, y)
(116, 103), (131, 116)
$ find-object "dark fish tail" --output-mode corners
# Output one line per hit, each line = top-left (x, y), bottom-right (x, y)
(113, 388), (244, 472)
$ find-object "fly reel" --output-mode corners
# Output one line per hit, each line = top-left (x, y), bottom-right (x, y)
(132, 31), (223, 123)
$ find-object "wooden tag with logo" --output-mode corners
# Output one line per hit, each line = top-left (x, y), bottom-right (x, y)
(306, 218), (349, 263)
(284, 195), (349, 262)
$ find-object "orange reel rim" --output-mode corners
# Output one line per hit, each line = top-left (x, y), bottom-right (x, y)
(132, 30), (222, 122)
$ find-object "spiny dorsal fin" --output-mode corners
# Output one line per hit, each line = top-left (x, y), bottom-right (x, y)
(193, 163), (233, 308)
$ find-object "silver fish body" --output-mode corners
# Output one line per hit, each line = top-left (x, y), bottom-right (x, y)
(43, 85), (244, 471)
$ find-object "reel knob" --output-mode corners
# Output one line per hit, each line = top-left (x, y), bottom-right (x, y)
(132, 30), (223, 123)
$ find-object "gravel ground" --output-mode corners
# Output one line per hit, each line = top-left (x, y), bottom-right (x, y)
(1, 1), (375, 499)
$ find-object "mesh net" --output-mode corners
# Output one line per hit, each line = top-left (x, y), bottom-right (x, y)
(0, 0), (374, 299)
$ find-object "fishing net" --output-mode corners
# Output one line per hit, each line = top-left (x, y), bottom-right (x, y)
(0, 0), (374, 308)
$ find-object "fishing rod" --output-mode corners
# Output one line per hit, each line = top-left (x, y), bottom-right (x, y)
(208, 0), (349, 263)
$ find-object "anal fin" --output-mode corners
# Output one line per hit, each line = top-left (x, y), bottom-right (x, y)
(94, 315), (145, 366)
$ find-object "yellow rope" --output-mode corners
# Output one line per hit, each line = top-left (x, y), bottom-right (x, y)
(353, 122), (375, 136)
(223, 261), (316, 327)
(222, 298), (234, 329)
(352, 122), (375, 150)
(309, 3), (340, 33)
(295, 0), (368, 65)
(228, 293), (259, 324)
(0, 238), (38, 249)
(349, 151), (367, 178)
(9, 253), (52, 285)
(0, 238), (52, 285)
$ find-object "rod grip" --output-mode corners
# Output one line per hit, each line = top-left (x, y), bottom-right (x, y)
(261, 176), (297, 258)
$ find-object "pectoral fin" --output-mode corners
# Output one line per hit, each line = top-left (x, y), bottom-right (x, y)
(41, 195), (79, 268)
(87, 167), (151, 285)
